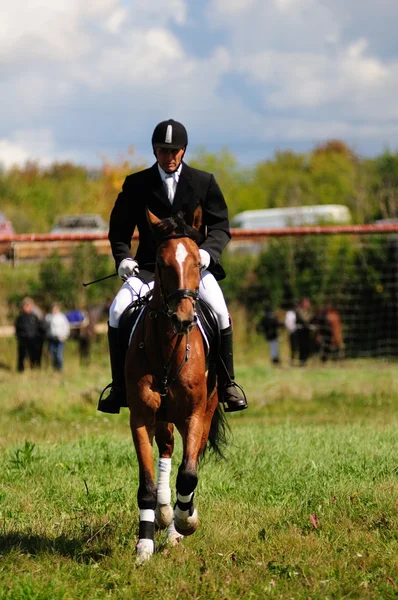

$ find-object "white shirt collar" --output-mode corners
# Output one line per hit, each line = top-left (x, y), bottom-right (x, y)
(157, 163), (182, 183)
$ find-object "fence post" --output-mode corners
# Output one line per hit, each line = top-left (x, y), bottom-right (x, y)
(10, 242), (18, 268)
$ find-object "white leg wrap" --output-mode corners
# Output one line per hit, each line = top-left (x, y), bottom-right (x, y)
(136, 539), (154, 564)
(136, 509), (155, 564)
(139, 509), (155, 522)
(167, 519), (184, 547)
(156, 458), (172, 505)
(174, 492), (194, 521)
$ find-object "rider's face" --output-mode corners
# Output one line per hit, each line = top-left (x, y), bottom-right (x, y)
(155, 147), (185, 173)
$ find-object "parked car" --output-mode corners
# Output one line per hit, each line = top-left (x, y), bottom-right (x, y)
(51, 214), (107, 234)
(0, 211), (16, 258)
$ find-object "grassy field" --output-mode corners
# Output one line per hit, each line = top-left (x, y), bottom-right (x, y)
(0, 337), (397, 599)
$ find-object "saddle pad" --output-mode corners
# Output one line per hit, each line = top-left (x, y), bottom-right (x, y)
(127, 309), (211, 354)
(121, 298), (219, 356)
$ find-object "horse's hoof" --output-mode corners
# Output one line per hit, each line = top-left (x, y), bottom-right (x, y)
(135, 539), (154, 565)
(174, 509), (199, 536)
(167, 520), (184, 547)
(155, 504), (174, 529)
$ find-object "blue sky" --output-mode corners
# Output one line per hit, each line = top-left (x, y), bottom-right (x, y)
(1, 0), (397, 169)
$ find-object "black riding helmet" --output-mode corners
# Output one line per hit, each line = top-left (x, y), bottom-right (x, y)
(152, 119), (188, 151)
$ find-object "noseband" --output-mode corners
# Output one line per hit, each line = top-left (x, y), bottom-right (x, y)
(161, 287), (199, 317)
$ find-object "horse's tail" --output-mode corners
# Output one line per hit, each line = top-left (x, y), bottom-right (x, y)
(201, 403), (230, 462)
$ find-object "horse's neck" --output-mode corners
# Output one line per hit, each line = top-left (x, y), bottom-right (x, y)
(149, 283), (163, 310)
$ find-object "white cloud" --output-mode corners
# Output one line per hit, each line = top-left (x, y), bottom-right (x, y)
(207, 0), (398, 144)
(235, 39), (390, 111)
(274, 0), (316, 13)
(0, 0), (187, 64)
(261, 118), (398, 143)
(86, 28), (189, 88)
(211, 0), (256, 14)
(0, 0), (397, 168)
(106, 7), (128, 34)
(0, 129), (56, 169)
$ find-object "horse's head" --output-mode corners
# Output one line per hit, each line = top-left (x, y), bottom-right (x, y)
(147, 207), (202, 335)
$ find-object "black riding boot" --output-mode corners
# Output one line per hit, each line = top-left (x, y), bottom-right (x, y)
(217, 325), (248, 413)
(98, 325), (127, 414)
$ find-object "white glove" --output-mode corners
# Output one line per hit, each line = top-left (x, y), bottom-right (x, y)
(118, 258), (139, 280)
(199, 249), (211, 270)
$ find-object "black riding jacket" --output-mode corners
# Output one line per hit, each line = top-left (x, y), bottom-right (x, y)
(108, 162), (231, 281)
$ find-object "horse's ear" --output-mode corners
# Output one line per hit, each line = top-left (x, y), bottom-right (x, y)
(146, 208), (161, 229)
(192, 205), (202, 231)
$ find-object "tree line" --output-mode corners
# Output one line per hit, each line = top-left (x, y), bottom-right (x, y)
(3, 140), (398, 356)
(1, 140), (398, 234)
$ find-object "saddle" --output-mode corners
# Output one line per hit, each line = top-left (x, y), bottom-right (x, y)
(118, 294), (220, 367)
(195, 298), (220, 358)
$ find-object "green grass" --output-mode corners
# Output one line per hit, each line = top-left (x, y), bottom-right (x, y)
(0, 338), (397, 599)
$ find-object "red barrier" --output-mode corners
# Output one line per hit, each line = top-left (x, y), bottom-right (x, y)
(1, 223), (398, 242)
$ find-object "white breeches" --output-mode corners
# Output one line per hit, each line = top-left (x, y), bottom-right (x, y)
(109, 270), (230, 330)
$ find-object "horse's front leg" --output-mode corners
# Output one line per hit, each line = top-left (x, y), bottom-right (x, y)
(174, 412), (204, 536)
(130, 416), (157, 564)
(155, 421), (174, 529)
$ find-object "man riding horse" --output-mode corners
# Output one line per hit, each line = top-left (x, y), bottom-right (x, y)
(98, 118), (248, 415)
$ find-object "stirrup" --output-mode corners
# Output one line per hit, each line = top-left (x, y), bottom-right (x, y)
(97, 383), (122, 414)
(99, 383), (112, 402)
(220, 381), (248, 413)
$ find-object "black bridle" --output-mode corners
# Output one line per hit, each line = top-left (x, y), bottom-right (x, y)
(159, 284), (199, 318)
(155, 234), (200, 319)
(147, 235), (200, 396)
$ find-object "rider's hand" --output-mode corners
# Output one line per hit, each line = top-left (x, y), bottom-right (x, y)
(199, 249), (211, 270)
(118, 258), (139, 281)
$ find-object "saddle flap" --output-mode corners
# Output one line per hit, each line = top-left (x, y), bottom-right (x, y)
(196, 299), (220, 355)
(118, 303), (145, 352)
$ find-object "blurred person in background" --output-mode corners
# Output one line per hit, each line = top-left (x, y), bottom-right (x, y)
(285, 302), (299, 365)
(65, 307), (95, 366)
(14, 298), (42, 372)
(257, 304), (281, 365)
(22, 296), (45, 367)
(44, 303), (70, 372)
(295, 297), (315, 366)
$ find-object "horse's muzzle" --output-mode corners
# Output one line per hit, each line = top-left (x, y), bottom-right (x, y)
(170, 312), (197, 335)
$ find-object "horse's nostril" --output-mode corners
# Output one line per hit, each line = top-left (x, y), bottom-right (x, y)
(170, 313), (195, 334)
(170, 314), (180, 327)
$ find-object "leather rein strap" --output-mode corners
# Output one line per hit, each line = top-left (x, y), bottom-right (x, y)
(141, 252), (198, 397)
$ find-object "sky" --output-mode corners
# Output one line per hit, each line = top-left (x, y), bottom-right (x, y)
(1, 0), (398, 169)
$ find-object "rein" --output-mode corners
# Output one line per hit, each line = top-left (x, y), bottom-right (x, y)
(144, 302), (194, 398)
(158, 329), (192, 397)
(141, 237), (199, 398)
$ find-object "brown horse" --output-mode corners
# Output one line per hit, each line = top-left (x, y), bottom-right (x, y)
(125, 207), (227, 563)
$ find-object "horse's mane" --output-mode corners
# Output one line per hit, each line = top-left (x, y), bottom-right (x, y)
(152, 213), (202, 246)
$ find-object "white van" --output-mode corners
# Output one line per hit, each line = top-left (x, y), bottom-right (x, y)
(231, 205), (351, 230)
(229, 205), (352, 255)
